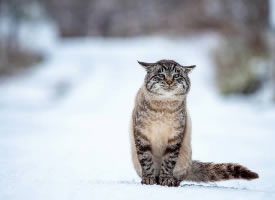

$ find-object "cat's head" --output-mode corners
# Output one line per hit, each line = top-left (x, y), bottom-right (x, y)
(138, 59), (196, 97)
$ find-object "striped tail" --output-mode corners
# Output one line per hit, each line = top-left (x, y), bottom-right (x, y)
(185, 160), (259, 182)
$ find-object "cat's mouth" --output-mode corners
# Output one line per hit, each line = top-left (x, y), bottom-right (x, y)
(165, 85), (176, 91)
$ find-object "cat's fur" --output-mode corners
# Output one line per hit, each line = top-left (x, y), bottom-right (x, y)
(130, 59), (259, 187)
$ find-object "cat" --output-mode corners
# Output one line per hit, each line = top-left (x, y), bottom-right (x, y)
(130, 59), (259, 187)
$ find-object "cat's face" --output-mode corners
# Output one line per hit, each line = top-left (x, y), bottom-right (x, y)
(138, 60), (195, 97)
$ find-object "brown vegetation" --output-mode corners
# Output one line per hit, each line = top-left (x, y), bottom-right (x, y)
(41, 0), (269, 37)
(0, 0), (43, 77)
(213, 36), (269, 95)
(0, 45), (43, 77)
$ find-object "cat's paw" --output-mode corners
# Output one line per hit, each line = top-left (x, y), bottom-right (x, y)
(159, 175), (180, 187)
(141, 175), (156, 185)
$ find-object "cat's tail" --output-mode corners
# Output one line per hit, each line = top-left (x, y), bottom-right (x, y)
(185, 160), (259, 182)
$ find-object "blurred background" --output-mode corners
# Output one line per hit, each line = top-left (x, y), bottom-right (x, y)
(0, 0), (274, 98)
(0, 1), (275, 200)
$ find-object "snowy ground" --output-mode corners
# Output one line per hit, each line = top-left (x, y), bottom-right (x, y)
(0, 33), (275, 200)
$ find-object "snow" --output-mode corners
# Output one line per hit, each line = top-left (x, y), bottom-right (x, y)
(0, 30), (275, 200)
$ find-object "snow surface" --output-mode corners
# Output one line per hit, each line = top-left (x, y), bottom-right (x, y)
(0, 31), (275, 200)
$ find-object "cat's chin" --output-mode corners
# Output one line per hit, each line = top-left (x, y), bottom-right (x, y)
(154, 90), (185, 100)
(143, 85), (185, 100)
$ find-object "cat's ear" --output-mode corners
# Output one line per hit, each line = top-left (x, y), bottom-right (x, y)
(137, 60), (155, 70)
(183, 65), (196, 74)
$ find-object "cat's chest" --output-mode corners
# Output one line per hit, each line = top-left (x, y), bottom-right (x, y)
(144, 113), (179, 155)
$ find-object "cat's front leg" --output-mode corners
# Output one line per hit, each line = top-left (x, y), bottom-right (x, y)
(159, 134), (183, 187)
(134, 129), (156, 185)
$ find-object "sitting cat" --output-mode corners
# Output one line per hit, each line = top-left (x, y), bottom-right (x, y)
(130, 59), (258, 187)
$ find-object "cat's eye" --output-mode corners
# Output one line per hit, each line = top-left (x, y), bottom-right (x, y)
(158, 74), (165, 79)
(173, 74), (180, 78)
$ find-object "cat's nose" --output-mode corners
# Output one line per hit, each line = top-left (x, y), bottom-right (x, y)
(166, 78), (174, 85)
